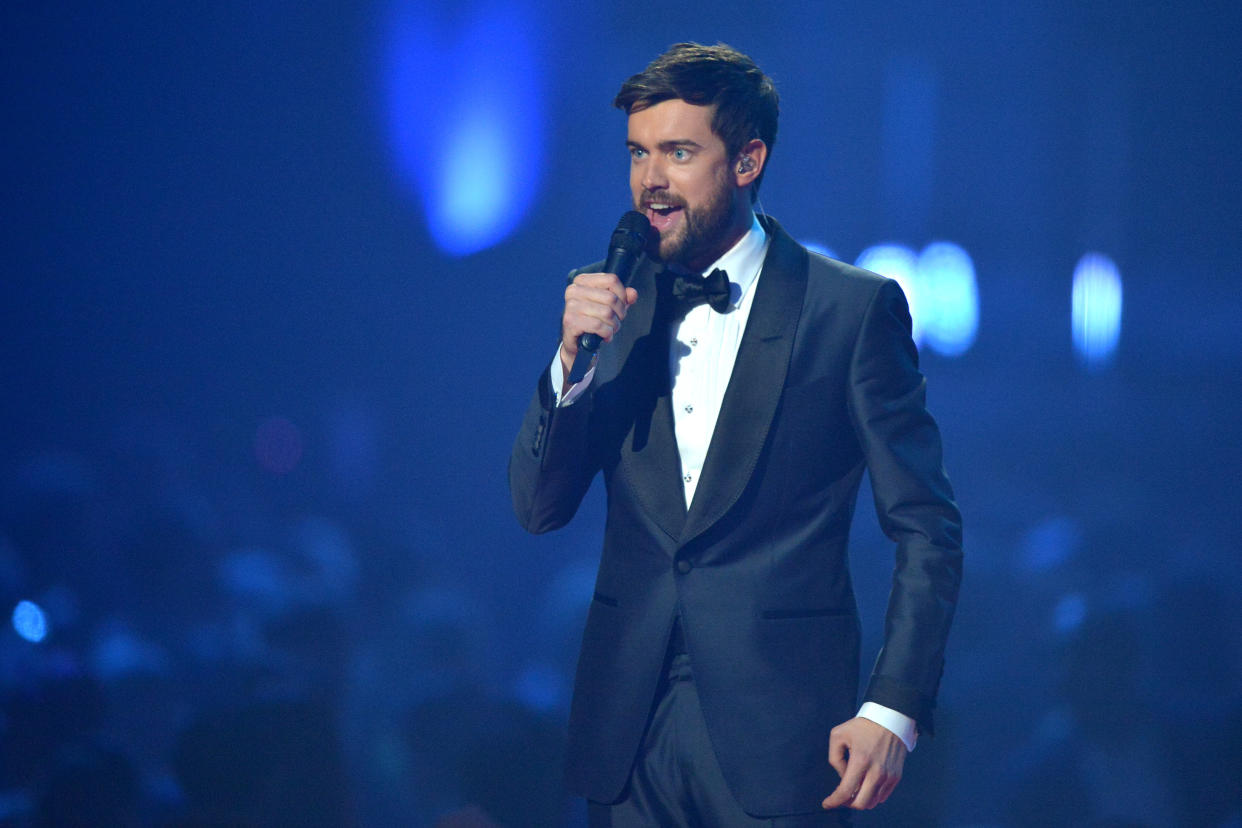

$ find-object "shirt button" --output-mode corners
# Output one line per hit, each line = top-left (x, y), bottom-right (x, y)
(683, 473), (692, 483)
(689, 337), (698, 347)
(684, 404), (694, 413)
(677, 560), (692, 573)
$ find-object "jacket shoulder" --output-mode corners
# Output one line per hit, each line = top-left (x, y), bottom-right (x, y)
(805, 250), (891, 294)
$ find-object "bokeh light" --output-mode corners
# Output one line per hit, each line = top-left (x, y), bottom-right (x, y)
(918, 241), (979, 356)
(856, 244), (922, 344)
(1072, 252), (1123, 368)
(13, 600), (48, 643)
(382, 1), (544, 256)
(803, 240), (840, 261)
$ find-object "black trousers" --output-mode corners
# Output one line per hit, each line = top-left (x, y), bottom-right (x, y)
(587, 624), (850, 828)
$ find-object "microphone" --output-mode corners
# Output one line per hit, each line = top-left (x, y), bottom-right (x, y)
(567, 211), (651, 384)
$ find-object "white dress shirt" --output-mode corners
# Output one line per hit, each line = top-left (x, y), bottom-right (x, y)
(550, 214), (917, 752)
(667, 214), (768, 508)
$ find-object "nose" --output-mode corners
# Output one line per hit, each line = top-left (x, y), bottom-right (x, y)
(640, 154), (668, 193)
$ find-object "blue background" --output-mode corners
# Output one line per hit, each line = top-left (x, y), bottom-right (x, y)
(2, 1), (1240, 825)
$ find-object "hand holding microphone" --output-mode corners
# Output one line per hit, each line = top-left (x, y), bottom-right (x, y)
(561, 211), (651, 385)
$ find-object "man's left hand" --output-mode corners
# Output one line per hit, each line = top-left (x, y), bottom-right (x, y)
(821, 716), (907, 811)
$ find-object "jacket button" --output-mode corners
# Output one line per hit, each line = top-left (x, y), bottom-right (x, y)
(676, 560), (692, 574)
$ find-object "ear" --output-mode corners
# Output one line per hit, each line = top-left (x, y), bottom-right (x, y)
(733, 138), (768, 187)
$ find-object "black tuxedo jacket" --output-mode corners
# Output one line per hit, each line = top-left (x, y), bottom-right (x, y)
(509, 216), (962, 817)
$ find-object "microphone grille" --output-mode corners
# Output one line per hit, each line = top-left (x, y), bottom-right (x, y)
(612, 210), (651, 248)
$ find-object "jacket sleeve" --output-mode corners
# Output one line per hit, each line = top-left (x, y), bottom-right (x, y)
(508, 364), (601, 534)
(847, 278), (963, 736)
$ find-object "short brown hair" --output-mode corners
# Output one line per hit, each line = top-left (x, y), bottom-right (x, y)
(614, 42), (780, 197)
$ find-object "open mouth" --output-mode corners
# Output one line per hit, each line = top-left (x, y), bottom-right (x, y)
(644, 201), (683, 232)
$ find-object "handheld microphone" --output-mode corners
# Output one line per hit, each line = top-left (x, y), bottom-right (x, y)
(567, 211), (651, 383)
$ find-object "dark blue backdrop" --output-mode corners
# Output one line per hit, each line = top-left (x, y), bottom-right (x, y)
(3, 1), (1240, 825)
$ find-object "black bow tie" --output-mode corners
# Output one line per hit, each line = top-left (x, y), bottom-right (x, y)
(670, 268), (733, 316)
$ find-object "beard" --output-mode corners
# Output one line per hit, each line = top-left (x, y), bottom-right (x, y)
(642, 171), (735, 270)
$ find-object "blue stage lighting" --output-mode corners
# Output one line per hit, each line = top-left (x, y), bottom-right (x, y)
(12, 600), (48, 643)
(514, 663), (565, 712)
(1020, 516), (1082, 572)
(856, 244), (923, 344)
(918, 242), (978, 357)
(382, 2), (544, 256)
(1053, 593), (1087, 634)
(1071, 252), (1123, 367)
(803, 241), (840, 261)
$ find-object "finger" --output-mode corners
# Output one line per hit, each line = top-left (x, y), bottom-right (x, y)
(565, 294), (625, 326)
(567, 281), (629, 310)
(821, 759), (865, 810)
(821, 779), (859, 811)
(566, 285), (632, 325)
(875, 771), (900, 806)
(563, 306), (620, 337)
(584, 276), (630, 316)
(851, 766), (886, 810)
(573, 272), (628, 303)
(564, 291), (628, 336)
(564, 310), (620, 345)
(827, 730), (848, 778)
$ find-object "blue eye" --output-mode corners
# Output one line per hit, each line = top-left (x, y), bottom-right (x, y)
(672, 148), (689, 160)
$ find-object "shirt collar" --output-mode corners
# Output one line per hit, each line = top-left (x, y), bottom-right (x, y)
(700, 213), (768, 306)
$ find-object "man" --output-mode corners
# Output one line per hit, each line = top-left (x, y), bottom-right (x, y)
(510, 43), (962, 826)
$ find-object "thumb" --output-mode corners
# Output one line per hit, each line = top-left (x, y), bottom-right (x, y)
(625, 287), (638, 306)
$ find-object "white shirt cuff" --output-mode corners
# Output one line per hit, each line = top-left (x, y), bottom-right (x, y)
(549, 347), (595, 407)
(857, 702), (918, 752)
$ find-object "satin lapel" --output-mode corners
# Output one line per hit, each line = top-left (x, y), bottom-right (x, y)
(611, 258), (687, 542)
(681, 219), (807, 544)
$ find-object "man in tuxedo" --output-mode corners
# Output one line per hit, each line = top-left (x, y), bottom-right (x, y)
(509, 43), (962, 826)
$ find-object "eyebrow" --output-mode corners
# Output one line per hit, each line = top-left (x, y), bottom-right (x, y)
(626, 139), (704, 151)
